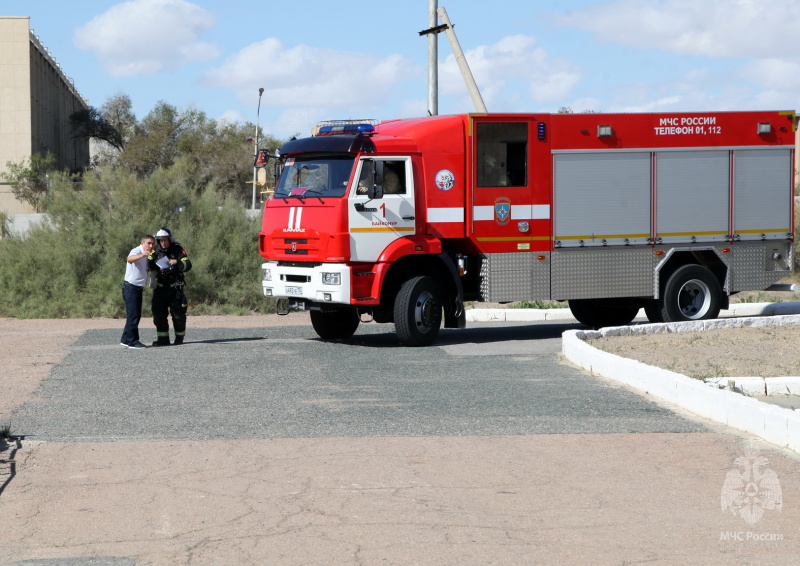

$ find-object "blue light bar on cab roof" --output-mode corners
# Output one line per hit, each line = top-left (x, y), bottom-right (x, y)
(317, 123), (375, 136)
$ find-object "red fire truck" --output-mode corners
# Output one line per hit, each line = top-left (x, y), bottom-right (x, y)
(258, 111), (796, 346)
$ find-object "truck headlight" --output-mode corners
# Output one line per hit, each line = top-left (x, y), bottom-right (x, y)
(321, 272), (341, 285)
(263, 267), (272, 282)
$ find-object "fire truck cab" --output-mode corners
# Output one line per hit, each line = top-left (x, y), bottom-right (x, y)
(259, 112), (796, 346)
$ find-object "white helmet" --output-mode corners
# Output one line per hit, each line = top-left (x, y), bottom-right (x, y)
(155, 227), (172, 239)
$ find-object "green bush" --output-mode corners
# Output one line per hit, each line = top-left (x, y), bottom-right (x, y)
(0, 161), (275, 318)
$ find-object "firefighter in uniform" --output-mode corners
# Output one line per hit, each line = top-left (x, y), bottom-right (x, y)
(148, 227), (192, 346)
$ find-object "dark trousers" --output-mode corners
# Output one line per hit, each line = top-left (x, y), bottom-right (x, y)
(152, 284), (187, 342)
(121, 282), (143, 345)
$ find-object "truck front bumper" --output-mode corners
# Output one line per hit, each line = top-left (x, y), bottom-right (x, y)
(261, 261), (352, 306)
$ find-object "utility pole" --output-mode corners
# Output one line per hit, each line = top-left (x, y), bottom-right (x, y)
(427, 0), (438, 116)
(419, 4), (488, 115)
(437, 6), (487, 113)
(418, 0), (446, 116)
(252, 87), (264, 210)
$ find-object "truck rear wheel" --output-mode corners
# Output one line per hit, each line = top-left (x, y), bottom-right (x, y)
(643, 300), (664, 323)
(661, 265), (721, 322)
(394, 275), (442, 346)
(310, 309), (360, 340)
(567, 300), (592, 327)
(568, 299), (639, 329)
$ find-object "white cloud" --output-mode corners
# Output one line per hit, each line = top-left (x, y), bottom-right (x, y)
(599, 69), (792, 115)
(201, 38), (421, 111)
(218, 109), (246, 126)
(551, 1), (800, 115)
(269, 107), (326, 139)
(399, 98), (428, 119)
(74, 0), (219, 77)
(567, 97), (603, 113)
(556, 0), (800, 59)
(439, 35), (581, 111)
(738, 59), (800, 91)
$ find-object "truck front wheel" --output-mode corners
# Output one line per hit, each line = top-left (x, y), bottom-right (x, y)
(310, 309), (360, 340)
(394, 276), (443, 346)
(661, 265), (722, 322)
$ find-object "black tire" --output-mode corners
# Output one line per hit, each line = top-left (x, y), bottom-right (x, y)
(568, 300), (593, 326)
(310, 309), (360, 340)
(643, 300), (664, 323)
(394, 276), (442, 346)
(661, 265), (722, 322)
(568, 298), (639, 329)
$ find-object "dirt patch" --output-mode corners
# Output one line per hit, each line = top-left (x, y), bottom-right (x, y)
(589, 325), (800, 379)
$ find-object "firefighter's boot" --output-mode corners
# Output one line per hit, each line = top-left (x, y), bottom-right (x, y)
(173, 334), (184, 346)
(152, 333), (171, 347)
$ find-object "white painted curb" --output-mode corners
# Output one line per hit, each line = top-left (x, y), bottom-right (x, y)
(561, 315), (800, 455)
(465, 301), (800, 323)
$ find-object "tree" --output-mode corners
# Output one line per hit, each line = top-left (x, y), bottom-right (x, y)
(0, 211), (9, 239)
(100, 93), (137, 146)
(557, 106), (599, 114)
(2, 153), (57, 212)
(70, 106), (125, 151)
(178, 114), (283, 203)
(118, 101), (188, 176)
(112, 98), (284, 203)
(72, 93), (287, 204)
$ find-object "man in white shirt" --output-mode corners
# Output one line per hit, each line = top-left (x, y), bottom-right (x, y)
(120, 234), (155, 349)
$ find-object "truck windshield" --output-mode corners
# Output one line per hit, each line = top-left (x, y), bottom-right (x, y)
(274, 156), (355, 199)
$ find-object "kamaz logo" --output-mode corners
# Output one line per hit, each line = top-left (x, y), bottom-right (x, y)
(283, 207), (306, 233)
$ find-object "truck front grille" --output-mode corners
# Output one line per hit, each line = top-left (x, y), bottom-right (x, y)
(283, 237), (310, 255)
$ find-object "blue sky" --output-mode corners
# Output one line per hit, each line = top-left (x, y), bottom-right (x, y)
(11, 0), (800, 139)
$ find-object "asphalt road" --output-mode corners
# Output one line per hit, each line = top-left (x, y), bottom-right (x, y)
(7, 319), (800, 566)
(11, 321), (708, 442)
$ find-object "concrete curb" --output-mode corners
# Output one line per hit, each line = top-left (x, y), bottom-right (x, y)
(465, 301), (800, 323)
(560, 314), (800, 455)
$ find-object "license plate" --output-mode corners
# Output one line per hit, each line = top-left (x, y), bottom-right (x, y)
(285, 286), (302, 296)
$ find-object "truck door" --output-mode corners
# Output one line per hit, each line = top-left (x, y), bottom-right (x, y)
(470, 118), (551, 253)
(349, 157), (416, 262)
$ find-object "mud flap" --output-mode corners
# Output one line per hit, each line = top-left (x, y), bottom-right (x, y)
(439, 253), (466, 329)
(444, 295), (466, 329)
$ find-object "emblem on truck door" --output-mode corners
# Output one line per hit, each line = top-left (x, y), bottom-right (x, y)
(435, 169), (455, 191)
(495, 197), (511, 225)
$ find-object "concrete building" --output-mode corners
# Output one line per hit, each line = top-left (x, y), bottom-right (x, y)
(0, 16), (89, 214)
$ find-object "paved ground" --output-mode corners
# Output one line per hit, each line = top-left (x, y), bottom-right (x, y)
(1, 316), (800, 565)
(8, 324), (704, 441)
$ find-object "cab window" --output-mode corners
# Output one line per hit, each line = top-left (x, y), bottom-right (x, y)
(275, 155), (354, 198)
(356, 159), (407, 195)
(382, 160), (406, 194)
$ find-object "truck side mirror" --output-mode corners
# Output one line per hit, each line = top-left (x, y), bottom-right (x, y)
(370, 160), (385, 199)
(255, 149), (271, 168)
(368, 184), (384, 200)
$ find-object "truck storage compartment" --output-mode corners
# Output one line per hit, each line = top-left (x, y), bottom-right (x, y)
(656, 150), (729, 244)
(553, 152), (651, 248)
(733, 149), (792, 241)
